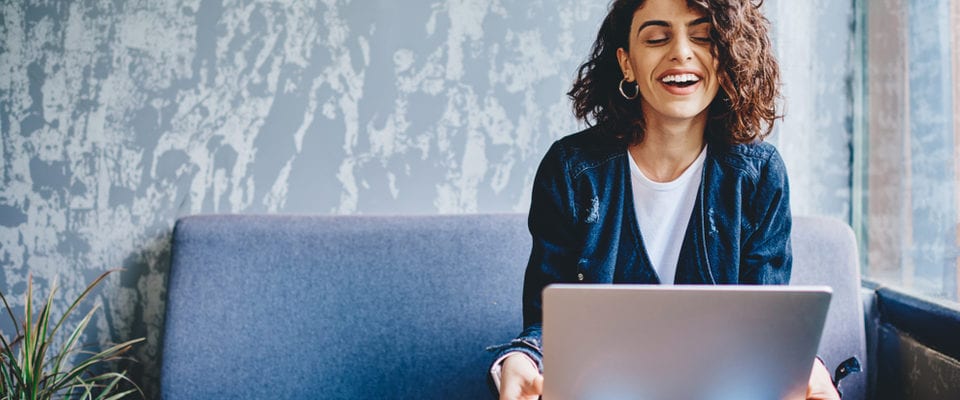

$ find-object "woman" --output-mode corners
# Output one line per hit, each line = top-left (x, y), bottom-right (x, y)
(488, 0), (840, 399)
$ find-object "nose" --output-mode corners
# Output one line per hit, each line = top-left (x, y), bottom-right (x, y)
(669, 37), (695, 62)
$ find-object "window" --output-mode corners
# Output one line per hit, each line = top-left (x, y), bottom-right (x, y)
(854, 0), (960, 304)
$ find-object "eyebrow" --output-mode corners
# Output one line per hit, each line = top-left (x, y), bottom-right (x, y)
(637, 17), (712, 34)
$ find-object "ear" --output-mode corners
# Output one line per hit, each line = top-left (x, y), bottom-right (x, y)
(616, 48), (634, 82)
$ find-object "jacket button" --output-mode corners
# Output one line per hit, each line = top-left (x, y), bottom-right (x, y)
(577, 273), (584, 281)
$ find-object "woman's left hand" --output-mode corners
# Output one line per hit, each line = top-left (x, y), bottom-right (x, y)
(806, 358), (840, 400)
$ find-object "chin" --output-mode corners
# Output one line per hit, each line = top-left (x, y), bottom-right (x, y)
(660, 106), (710, 121)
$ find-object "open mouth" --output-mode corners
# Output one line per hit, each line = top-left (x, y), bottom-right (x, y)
(660, 73), (701, 88)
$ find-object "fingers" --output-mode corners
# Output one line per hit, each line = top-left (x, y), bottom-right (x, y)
(500, 354), (544, 400)
(499, 375), (543, 400)
(533, 373), (544, 394)
(806, 358), (840, 400)
(498, 380), (520, 400)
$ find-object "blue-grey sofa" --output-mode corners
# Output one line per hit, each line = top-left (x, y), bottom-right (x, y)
(160, 214), (867, 399)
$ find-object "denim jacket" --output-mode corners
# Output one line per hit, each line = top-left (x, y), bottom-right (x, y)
(488, 126), (792, 373)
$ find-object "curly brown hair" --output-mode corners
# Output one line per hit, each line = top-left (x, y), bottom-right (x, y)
(568, 0), (782, 144)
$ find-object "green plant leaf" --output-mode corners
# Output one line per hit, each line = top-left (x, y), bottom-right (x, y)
(46, 270), (115, 348)
(51, 304), (100, 381)
(99, 388), (138, 400)
(0, 328), (23, 385)
(0, 270), (144, 400)
(0, 289), (23, 341)
(90, 372), (142, 400)
(21, 275), (34, 398)
(59, 371), (141, 400)
(92, 373), (124, 399)
(47, 338), (144, 394)
(29, 278), (57, 394)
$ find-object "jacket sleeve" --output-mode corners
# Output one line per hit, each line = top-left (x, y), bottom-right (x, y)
(487, 141), (580, 374)
(739, 146), (792, 285)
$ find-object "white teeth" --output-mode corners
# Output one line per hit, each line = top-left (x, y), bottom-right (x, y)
(661, 73), (700, 83)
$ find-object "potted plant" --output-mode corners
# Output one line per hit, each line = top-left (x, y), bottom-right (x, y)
(0, 270), (144, 399)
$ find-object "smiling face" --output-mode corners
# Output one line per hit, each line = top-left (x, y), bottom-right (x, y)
(616, 0), (721, 127)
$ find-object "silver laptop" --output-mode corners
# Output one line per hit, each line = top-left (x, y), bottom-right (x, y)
(542, 285), (832, 400)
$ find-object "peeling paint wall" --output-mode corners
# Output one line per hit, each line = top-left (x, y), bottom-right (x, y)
(768, 0), (855, 220)
(0, 0), (853, 396)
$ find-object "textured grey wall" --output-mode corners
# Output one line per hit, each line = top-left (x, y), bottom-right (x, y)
(0, 0), (853, 396)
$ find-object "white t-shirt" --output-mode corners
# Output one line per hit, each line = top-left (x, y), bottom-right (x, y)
(627, 145), (707, 284)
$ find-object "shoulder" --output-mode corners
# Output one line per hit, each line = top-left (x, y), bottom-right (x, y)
(708, 140), (786, 183)
(544, 126), (626, 179)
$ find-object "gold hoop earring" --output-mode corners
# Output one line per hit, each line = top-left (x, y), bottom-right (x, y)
(619, 78), (639, 100)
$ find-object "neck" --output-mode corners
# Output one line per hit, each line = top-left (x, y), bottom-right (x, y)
(628, 114), (707, 183)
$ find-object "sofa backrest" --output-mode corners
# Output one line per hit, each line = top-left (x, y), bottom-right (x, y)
(790, 216), (868, 400)
(162, 214), (530, 399)
(161, 214), (865, 399)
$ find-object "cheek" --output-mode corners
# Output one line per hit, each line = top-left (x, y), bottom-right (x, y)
(700, 53), (721, 86)
(708, 80), (721, 100)
(636, 59), (661, 83)
(629, 47), (658, 74)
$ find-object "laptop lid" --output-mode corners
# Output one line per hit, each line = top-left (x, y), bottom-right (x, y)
(541, 284), (832, 400)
